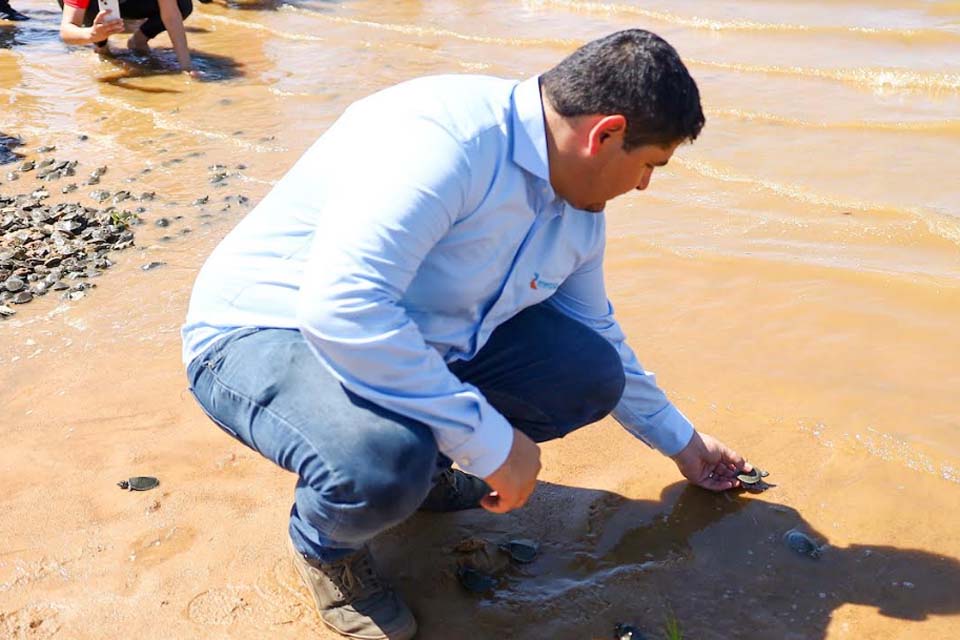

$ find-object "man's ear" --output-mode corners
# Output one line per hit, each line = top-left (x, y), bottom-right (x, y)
(587, 115), (627, 155)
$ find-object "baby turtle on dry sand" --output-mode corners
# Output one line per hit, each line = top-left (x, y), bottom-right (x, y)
(783, 528), (824, 559)
(117, 476), (160, 491)
(498, 539), (539, 564)
(613, 623), (647, 639)
(456, 565), (497, 594)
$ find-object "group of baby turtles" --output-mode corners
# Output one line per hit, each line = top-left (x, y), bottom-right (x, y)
(452, 464), (824, 639)
(0, 141), (254, 317)
(0, 188), (137, 313)
(455, 537), (539, 594)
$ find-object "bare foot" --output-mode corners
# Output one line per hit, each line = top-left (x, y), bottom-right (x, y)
(127, 31), (151, 55)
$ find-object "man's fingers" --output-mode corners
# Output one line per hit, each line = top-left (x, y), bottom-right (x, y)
(712, 463), (736, 478)
(480, 485), (535, 514)
(723, 447), (747, 471)
(480, 492), (507, 513)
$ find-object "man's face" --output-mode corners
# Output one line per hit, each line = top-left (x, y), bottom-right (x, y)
(571, 139), (679, 213)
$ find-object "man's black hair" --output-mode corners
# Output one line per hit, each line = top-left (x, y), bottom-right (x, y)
(541, 29), (705, 150)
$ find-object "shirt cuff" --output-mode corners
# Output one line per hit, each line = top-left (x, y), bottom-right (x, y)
(614, 402), (695, 457)
(441, 413), (515, 479)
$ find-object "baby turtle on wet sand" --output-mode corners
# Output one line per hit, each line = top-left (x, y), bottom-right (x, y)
(737, 466), (773, 492)
(498, 539), (539, 564)
(783, 528), (824, 559)
(456, 565), (497, 594)
(117, 476), (160, 491)
(737, 467), (768, 484)
(613, 623), (647, 639)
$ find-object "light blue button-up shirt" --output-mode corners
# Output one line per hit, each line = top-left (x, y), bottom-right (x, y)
(182, 74), (695, 478)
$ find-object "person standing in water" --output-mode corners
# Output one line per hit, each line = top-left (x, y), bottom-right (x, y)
(57, 0), (194, 73)
(183, 29), (752, 639)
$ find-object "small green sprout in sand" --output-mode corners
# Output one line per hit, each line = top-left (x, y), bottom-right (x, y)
(109, 209), (138, 228)
(663, 609), (683, 640)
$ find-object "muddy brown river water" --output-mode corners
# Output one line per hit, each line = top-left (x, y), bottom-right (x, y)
(2, 1), (959, 638)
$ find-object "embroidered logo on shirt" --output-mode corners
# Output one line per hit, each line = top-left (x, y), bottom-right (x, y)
(529, 272), (559, 290)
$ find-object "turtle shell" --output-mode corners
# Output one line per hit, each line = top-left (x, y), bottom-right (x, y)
(613, 623), (647, 639)
(736, 467), (769, 485)
(498, 539), (539, 564)
(456, 566), (497, 594)
(126, 476), (160, 491)
(784, 528), (822, 558)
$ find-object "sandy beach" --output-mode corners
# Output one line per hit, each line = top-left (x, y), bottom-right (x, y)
(2, 1), (960, 638)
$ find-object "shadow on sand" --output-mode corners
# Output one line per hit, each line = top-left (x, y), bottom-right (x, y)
(0, 132), (25, 165)
(370, 481), (960, 639)
(96, 48), (245, 92)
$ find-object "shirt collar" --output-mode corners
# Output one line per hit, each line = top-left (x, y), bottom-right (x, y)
(511, 76), (554, 195)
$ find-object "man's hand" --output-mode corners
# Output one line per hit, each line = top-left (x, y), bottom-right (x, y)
(481, 429), (541, 513)
(672, 430), (751, 491)
(88, 10), (124, 42)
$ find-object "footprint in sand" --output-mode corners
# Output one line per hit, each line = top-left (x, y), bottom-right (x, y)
(0, 605), (62, 639)
(250, 556), (317, 630)
(187, 558), (310, 631)
(187, 586), (256, 626)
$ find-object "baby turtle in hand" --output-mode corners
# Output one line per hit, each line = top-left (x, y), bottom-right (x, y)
(737, 467), (768, 484)
(783, 528), (824, 559)
(737, 466), (773, 491)
(498, 539), (539, 564)
(117, 476), (160, 491)
(456, 565), (497, 594)
(614, 623), (647, 639)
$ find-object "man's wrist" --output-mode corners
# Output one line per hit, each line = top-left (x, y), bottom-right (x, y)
(442, 415), (514, 479)
(669, 429), (698, 461)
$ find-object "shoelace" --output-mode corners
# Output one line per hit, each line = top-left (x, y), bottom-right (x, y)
(438, 469), (462, 498)
(333, 552), (382, 601)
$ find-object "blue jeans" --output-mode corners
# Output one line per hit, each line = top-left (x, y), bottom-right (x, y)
(187, 303), (625, 561)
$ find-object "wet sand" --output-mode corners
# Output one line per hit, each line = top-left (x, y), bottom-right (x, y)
(2, 0), (960, 638)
